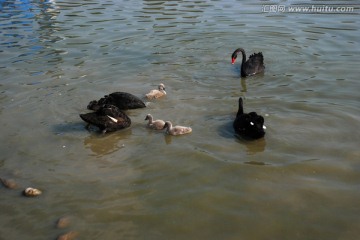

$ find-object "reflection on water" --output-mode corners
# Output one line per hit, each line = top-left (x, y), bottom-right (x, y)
(83, 129), (131, 156)
(0, 0), (64, 78)
(239, 137), (267, 155)
(0, 0), (360, 239)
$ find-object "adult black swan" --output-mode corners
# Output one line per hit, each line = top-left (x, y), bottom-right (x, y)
(80, 104), (131, 133)
(231, 48), (265, 77)
(233, 97), (266, 139)
(87, 92), (146, 111)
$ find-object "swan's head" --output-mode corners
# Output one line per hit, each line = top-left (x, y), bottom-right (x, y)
(158, 83), (165, 91)
(231, 48), (245, 64)
(231, 49), (240, 64)
(87, 100), (101, 111)
(162, 121), (172, 130)
(231, 57), (237, 64)
(145, 114), (152, 121)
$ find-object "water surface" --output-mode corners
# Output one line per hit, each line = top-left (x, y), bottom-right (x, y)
(0, 0), (359, 239)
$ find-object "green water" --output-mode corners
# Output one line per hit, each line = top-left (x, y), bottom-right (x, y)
(0, 0), (359, 239)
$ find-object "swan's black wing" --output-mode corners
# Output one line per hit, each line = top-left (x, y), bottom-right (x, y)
(80, 113), (111, 132)
(88, 92), (146, 111)
(80, 105), (131, 133)
(233, 112), (265, 139)
(87, 95), (112, 111)
(233, 98), (265, 139)
(243, 52), (265, 76)
(108, 92), (146, 110)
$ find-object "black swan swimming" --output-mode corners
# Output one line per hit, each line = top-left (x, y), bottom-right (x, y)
(80, 104), (131, 133)
(231, 48), (265, 77)
(87, 92), (146, 111)
(233, 97), (266, 139)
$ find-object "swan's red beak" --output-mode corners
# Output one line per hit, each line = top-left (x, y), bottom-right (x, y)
(231, 58), (236, 64)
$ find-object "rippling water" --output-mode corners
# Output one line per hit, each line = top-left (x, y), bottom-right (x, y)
(1, 0), (359, 239)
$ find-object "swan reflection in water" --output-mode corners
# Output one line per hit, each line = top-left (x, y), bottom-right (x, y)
(83, 129), (132, 156)
(237, 137), (267, 156)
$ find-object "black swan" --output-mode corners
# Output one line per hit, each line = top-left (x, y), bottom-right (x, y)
(233, 97), (266, 139)
(80, 104), (131, 133)
(87, 92), (146, 111)
(231, 48), (265, 77)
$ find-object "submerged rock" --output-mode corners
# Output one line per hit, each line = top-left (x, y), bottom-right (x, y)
(0, 178), (18, 189)
(56, 216), (71, 229)
(57, 231), (79, 240)
(23, 187), (42, 197)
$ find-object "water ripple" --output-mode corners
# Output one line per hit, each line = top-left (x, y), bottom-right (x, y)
(0, 1), (359, 239)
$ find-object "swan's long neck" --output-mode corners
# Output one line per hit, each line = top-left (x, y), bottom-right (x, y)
(165, 121), (172, 131)
(232, 48), (246, 63)
(232, 48), (247, 76)
(240, 49), (246, 64)
(236, 48), (247, 75)
(237, 98), (244, 116)
(147, 115), (153, 124)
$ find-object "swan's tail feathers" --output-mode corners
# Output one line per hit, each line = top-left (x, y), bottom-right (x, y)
(249, 52), (264, 64)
